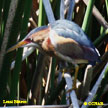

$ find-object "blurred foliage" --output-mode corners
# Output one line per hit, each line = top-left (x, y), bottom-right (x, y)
(0, 0), (108, 107)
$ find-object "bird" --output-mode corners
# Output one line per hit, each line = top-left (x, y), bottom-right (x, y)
(7, 19), (100, 89)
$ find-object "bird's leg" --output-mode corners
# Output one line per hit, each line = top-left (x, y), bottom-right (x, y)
(66, 64), (79, 93)
(62, 68), (68, 77)
(72, 64), (79, 90)
(55, 51), (79, 90)
(59, 61), (68, 77)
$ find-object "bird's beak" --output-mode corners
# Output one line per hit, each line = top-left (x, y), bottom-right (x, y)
(7, 40), (29, 53)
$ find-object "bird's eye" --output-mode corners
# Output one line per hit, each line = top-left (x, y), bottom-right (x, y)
(30, 38), (33, 41)
(25, 38), (33, 42)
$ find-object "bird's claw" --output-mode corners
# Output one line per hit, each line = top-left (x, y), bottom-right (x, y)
(66, 86), (77, 93)
(72, 84), (77, 90)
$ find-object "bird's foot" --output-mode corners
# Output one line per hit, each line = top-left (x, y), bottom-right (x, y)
(66, 85), (77, 93)
(72, 83), (77, 90)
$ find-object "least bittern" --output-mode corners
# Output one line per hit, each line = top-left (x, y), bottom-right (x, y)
(7, 19), (100, 89)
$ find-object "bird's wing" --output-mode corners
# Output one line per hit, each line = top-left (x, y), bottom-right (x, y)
(50, 19), (100, 62)
(49, 30), (99, 62)
(51, 19), (94, 48)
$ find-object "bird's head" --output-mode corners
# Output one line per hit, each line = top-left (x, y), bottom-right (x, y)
(7, 25), (50, 53)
